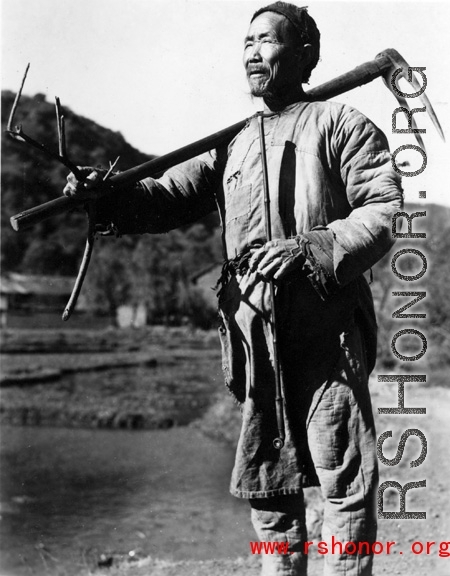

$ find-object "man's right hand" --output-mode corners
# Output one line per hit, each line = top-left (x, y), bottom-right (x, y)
(63, 166), (106, 200)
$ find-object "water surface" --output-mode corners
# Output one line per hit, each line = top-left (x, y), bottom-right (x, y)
(0, 425), (253, 576)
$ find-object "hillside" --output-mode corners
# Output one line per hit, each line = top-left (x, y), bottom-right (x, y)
(370, 203), (450, 372)
(1, 90), (156, 275)
(1, 91), (222, 326)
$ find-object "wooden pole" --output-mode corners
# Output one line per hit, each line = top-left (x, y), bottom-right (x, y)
(10, 51), (396, 232)
(257, 113), (285, 450)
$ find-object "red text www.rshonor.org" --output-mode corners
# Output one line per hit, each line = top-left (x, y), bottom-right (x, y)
(250, 538), (450, 557)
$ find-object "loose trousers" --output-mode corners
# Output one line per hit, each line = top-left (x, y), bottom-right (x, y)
(250, 332), (378, 576)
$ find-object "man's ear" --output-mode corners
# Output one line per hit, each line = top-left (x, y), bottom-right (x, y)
(299, 43), (312, 66)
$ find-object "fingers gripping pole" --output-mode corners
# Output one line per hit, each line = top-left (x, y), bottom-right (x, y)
(257, 113), (285, 450)
(62, 159), (120, 321)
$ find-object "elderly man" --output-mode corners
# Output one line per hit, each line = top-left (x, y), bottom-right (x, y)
(65, 2), (403, 575)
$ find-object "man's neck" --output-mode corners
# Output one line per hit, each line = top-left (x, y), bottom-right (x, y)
(263, 87), (308, 112)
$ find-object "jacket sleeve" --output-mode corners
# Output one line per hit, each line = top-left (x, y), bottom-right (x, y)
(299, 107), (403, 296)
(94, 150), (224, 235)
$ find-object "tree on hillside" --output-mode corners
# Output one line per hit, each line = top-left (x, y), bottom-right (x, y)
(83, 225), (222, 327)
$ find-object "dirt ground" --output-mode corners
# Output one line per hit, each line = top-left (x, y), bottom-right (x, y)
(76, 379), (449, 576)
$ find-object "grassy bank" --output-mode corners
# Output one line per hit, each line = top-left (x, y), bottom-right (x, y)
(0, 326), (223, 431)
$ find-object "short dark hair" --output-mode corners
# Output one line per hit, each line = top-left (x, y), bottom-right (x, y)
(251, 2), (320, 83)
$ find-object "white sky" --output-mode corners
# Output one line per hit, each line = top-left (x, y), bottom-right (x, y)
(2, 0), (449, 206)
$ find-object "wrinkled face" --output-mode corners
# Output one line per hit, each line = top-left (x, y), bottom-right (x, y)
(243, 12), (304, 99)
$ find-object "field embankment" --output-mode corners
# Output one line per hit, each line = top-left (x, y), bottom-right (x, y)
(0, 327), (223, 431)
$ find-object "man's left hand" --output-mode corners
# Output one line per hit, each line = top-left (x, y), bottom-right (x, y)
(249, 239), (305, 280)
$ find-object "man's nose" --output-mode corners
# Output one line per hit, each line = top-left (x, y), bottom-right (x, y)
(247, 43), (263, 62)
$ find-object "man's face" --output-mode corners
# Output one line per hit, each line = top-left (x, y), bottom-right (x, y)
(243, 12), (304, 99)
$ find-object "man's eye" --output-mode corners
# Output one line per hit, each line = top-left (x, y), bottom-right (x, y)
(244, 39), (278, 50)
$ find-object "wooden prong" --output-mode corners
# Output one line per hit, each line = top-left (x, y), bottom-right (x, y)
(7, 63), (30, 132)
(60, 115), (67, 158)
(62, 202), (97, 321)
(55, 98), (68, 157)
(6, 68), (83, 179)
(55, 97), (64, 156)
(103, 156), (120, 181)
(62, 235), (94, 321)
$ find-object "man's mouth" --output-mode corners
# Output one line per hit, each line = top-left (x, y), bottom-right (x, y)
(247, 67), (267, 77)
